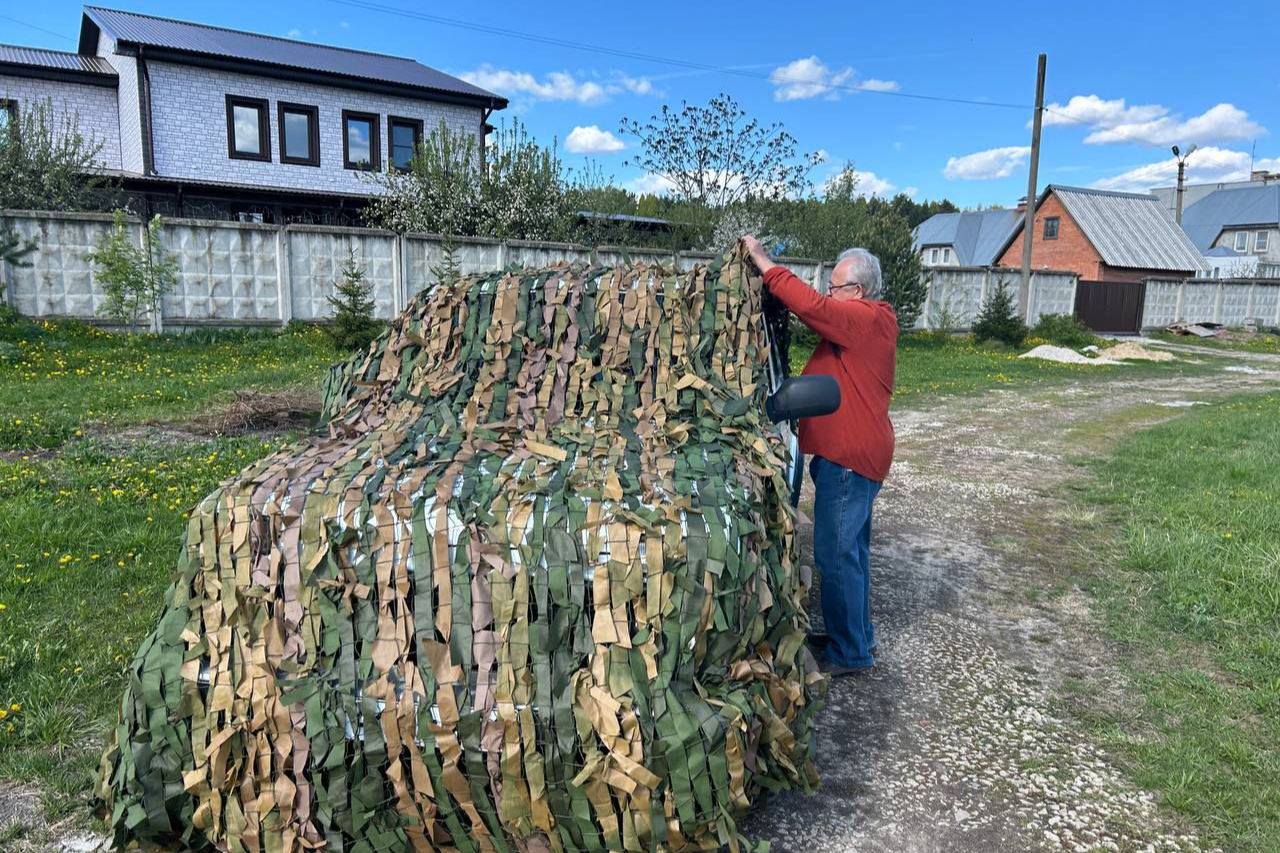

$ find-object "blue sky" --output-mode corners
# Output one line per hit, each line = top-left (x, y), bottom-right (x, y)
(7, 0), (1278, 207)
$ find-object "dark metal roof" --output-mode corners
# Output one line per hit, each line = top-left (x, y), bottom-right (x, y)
(913, 209), (1022, 266)
(80, 6), (505, 108)
(1180, 184), (1280, 252)
(0, 43), (117, 76)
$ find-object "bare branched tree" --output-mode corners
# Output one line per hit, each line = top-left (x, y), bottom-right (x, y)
(619, 94), (822, 208)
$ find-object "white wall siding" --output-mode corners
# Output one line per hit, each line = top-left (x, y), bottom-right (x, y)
(145, 61), (483, 193)
(97, 31), (145, 174)
(0, 74), (122, 169)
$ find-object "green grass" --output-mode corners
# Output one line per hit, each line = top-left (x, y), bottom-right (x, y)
(1080, 392), (1280, 852)
(0, 435), (294, 817)
(0, 319), (340, 820)
(1149, 330), (1280, 355)
(0, 319), (340, 450)
(790, 331), (1217, 405)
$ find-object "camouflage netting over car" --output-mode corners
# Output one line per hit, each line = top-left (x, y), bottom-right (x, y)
(96, 245), (825, 853)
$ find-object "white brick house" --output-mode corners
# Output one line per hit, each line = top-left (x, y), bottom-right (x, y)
(0, 6), (506, 223)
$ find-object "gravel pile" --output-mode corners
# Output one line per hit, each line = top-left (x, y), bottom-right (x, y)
(1019, 345), (1123, 365)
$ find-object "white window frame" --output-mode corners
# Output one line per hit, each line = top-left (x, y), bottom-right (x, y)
(1255, 230), (1269, 253)
(1234, 231), (1250, 252)
(929, 248), (939, 264)
(942, 247), (951, 263)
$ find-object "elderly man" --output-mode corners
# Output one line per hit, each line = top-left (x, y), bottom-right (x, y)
(742, 236), (898, 675)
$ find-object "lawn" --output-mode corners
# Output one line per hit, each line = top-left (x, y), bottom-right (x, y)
(0, 319), (339, 450)
(0, 319), (1211, 828)
(1079, 392), (1280, 852)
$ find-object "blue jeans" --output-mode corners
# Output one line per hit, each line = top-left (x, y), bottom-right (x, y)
(810, 455), (881, 669)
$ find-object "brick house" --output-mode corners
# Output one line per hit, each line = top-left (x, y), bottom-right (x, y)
(0, 6), (507, 223)
(995, 185), (1206, 283)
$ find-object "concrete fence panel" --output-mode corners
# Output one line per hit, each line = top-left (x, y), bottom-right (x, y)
(162, 219), (280, 323)
(1180, 282), (1219, 323)
(2, 211), (129, 319)
(1141, 280), (1184, 328)
(287, 227), (397, 321)
(1220, 283), (1253, 325)
(1025, 271), (1077, 324)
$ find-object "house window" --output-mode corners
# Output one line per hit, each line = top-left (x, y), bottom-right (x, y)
(388, 116), (423, 171)
(929, 248), (939, 264)
(0, 99), (17, 140)
(1043, 216), (1060, 240)
(225, 95), (270, 161)
(1233, 231), (1249, 252)
(1256, 230), (1270, 253)
(342, 110), (380, 170)
(278, 102), (319, 166)
(942, 247), (951, 264)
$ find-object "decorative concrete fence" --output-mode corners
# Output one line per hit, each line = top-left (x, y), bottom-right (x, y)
(1142, 277), (1280, 329)
(0, 210), (832, 329)
(915, 266), (1079, 330)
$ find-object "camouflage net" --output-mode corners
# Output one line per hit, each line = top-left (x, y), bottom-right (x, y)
(96, 246), (825, 853)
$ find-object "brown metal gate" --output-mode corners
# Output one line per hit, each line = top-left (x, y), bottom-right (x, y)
(1074, 280), (1146, 334)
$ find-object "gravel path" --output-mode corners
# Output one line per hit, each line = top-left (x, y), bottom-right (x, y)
(744, 351), (1280, 853)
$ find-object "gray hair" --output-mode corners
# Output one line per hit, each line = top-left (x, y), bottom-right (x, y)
(834, 248), (883, 300)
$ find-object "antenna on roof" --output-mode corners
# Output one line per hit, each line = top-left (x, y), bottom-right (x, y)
(1251, 140), (1256, 174)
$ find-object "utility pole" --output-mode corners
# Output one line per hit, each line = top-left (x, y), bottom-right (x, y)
(1172, 144), (1198, 225)
(1019, 53), (1047, 322)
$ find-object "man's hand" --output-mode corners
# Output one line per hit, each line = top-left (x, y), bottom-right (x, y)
(741, 235), (778, 275)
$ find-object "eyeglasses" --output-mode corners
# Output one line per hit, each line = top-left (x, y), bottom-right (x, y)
(829, 282), (864, 293)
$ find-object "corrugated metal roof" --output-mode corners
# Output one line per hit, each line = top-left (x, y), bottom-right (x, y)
(1051, 185), (1206, 273)
(0, 43), (116, 75)
(913, 208), (1022, 266)
(82, 6), (503, 105)
(1180, 184), (1280, 252)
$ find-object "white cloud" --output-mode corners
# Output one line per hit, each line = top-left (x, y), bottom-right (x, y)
(849, 170), (898, 197)
(769, 56), (896, 101)
(821, 168), (902, 197)
(903, 186), (920, 198)
(1091, 147), (1280, 193)
(339, 20), (350, 29)
(459, 65), (654, 105)
(624, 173), (678, 196)
(565, 125), (624, 154)
(860, 79), (900, 93)
(943, 146), (1031, 180)
(1043, 94), (1265, 147)
(286, 28), (302, 38)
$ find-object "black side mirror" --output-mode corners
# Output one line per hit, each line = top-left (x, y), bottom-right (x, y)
(766, 376), (840, 423)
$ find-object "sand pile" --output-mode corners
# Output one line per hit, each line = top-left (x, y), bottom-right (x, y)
(1103, 342), (1175, 362)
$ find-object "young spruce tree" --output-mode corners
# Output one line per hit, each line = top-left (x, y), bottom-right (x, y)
(324, 248), (380, 352)
(971, 279), (1028, 347)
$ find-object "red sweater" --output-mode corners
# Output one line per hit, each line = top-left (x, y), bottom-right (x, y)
(764, 266), (898, 482)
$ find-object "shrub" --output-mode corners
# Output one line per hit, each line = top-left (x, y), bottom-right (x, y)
(971, 280), (1027, 347)
(1030, 313), (1101, 348)
(86, 210), (178, 333)
(324, 248), (380, 352)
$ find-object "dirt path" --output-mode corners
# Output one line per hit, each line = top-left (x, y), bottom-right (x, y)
(744, 348), (1280, 853)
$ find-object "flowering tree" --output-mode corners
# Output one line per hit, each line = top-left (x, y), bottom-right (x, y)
(363, 119), (586, 243)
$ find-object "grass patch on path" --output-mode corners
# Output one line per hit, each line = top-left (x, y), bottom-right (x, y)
(791, 331), (1219, 406)
(1149, 330), (1280, 355)
(0, 321), (338, 450)
(1080, 392), (1280, 852)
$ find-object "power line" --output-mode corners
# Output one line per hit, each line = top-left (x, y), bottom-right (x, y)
(321, 0), (1032, 111)
(0, 13), (74, 43)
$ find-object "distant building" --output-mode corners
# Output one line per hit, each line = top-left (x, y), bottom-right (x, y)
(1151, 170), (1280, 222)
(1178, 182), (1280, 278)
(912, 209), (1021, 268)
(994, 185), (1206, 282)
(0, 6), (507, 223)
